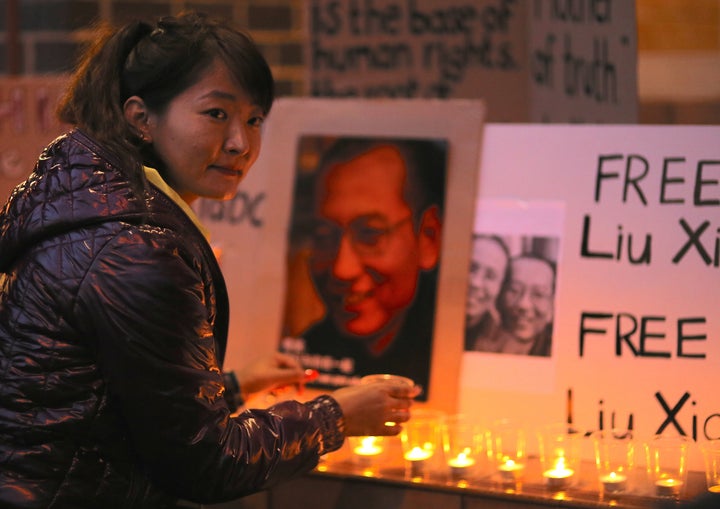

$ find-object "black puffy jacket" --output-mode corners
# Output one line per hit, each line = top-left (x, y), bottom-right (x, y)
(0, 129), (344, 508)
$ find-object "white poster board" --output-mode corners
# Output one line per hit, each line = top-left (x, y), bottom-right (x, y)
(306, 0), (637, 123)
(198, 98), (487, 412)
(460, 124), (720, 472)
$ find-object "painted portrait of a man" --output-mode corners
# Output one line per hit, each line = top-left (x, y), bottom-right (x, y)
(279, 135), (448, 399)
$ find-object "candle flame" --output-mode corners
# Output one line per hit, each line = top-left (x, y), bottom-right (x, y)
(405, 446), (432, 461)
(545, 455), (574, 479)
(354, 436), (382, 456)
(448, 451), (475, 468)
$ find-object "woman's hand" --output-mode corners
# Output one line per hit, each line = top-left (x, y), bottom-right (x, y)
(331, 382), (419, 437)
(234, 352), (308, 400)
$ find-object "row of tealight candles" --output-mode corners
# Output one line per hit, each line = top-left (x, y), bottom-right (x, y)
(346, 409), (720, 501)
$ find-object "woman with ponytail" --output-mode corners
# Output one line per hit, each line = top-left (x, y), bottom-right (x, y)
(0, 11), (415, 508)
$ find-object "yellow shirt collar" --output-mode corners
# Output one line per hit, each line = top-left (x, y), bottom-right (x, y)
(143, 166), (210, 241)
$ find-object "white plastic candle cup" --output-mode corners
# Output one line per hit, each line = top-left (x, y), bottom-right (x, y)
(360, 374), (418, 426)
(593, 430), (635, 496)
(400, 409), (444, 480)
(538, 423), (580, 491)
(701, 440), (720, 493)
(442, 414), (484, 481)
(645, 435), (689, 499)
(490, 419), (526, 485)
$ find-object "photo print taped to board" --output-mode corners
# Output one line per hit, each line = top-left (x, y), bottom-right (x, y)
(465, 232), (559, 358)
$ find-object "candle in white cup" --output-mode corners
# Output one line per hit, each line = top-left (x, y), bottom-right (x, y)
(655, 478), (683, 497)
(543, 456), (574, 490)
(405, 446), (432, 478)
(600, 471), (628, 494)
(448, 451), (475, 480)
(352, 436), (382, 467)
(646, 435), (688, 499)
(498, 458), (525, 483)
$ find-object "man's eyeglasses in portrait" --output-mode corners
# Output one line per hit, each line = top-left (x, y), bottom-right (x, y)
(311, 215), (412, 259)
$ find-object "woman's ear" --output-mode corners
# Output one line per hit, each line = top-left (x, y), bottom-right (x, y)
(123, 96), (152, 143)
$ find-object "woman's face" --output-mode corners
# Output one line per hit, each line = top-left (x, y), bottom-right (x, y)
(145, 59), (266, 203)
(466, 237), (508, 326)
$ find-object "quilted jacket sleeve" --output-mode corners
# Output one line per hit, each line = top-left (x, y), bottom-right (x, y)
(73, 224), (344, 503)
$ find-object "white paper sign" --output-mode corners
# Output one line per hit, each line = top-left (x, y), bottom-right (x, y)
(459, 124), (720, 471)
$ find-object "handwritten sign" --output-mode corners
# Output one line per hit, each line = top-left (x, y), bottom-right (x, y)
(307, 0), (528, 121)
(460, 124), (720, 471)
(307, 0), (637, 122)
(528, 0), (637, 122)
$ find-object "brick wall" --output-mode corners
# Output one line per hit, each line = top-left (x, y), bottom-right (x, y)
(2, 0), (719, 123)
(0, 0), (306, 96)
(635, 0), (720, 123)
(637, 0), (719, 52)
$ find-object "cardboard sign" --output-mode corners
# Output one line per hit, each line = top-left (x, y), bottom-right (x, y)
(307, 0), (528, 121)
(528, 0), (638, 122)
(306, 0), (637, 122)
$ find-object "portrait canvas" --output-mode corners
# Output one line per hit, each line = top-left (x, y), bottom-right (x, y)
(279, 135), (449, 400)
